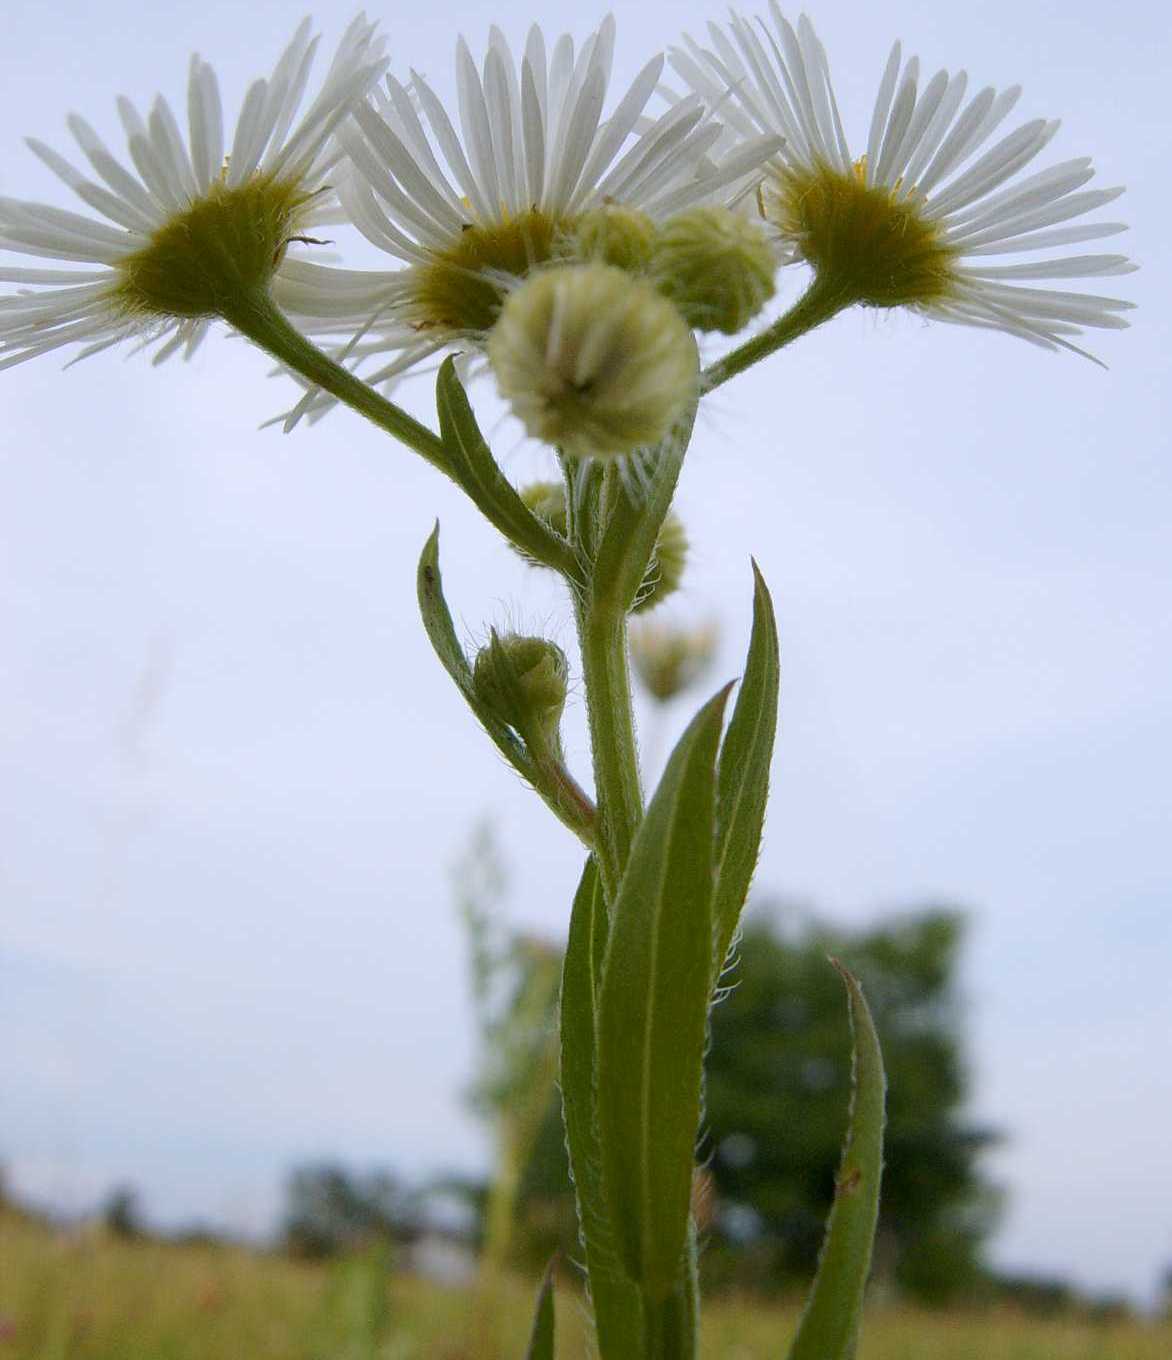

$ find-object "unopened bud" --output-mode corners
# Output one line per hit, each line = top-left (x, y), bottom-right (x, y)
(488, 263), (698, 460)
(564, 206), (656, 272)
(630, 618), (718, 704)
(633, 512), (688, 613)
(472, 632), (569, 753)
(514, 481), (687, 609)
(519, 480), (569, 539)
(650, 206), (776, 334)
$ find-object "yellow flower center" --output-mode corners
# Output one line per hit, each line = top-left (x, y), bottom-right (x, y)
(767, 159), (956, 308)
(113, 176), (312, 318)
(410, 209), (560, 333)
(408, 205), (657, 334)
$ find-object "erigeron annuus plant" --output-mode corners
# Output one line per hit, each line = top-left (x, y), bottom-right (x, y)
(0, 7), (1134, 1357)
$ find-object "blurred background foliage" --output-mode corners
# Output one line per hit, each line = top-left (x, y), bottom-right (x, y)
(2, 826), (1166, 1355)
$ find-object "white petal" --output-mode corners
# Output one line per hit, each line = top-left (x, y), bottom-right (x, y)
(547, 65), (607, 212)
(960, 221), (1127, 256)
(874, 57), (920, 187)
(866, 41), (903, 182)
(25, 138), (153, 233)
(67, 115), (159, 220)
(455, 39), (503, 215)
(900, 70), (968, 191)
(520, 58), (547, 205)
(957, 254), (1137, 280)
(926, 118), (1057, 219)
(411, 71), (494, 221)
(567, 54), (662, 215)
(484, 47), (522, 213)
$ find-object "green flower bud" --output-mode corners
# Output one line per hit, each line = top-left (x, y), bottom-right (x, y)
(519, 480), (569, 539)
(649, 206), (777, 335)
(472, 631), (569, 753)
(487, 263), (698, 460)
(630, 618), (718, 704)
(563, 206), (656, 272)
(514, 480), (687, 609)
(633, 512), (688, 614)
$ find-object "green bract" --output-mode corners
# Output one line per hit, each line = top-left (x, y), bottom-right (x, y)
(113, 177), (313, 319)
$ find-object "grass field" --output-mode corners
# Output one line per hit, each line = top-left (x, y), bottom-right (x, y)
(3, 1208), (1167, 1359)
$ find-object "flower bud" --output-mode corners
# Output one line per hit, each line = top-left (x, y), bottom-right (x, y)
(514, 480), (687, 608)
(564, 206), (656, 272)
(633, 512), (688, 613)
(487, 263), (698, 460)
(472, 631), (569, 753)
(519, 480), (569, 539)
(630, 618), (718, 704)
(649, 206), (777, 335)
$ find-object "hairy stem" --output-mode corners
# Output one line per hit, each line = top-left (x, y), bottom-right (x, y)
(576, 600), (643, 901)
(702, 273), (853, 392)
(223, 289), (448, 471)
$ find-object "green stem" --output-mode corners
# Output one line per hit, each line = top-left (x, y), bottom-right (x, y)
(223, 290), (448, 472)
(643, 1285), (696, 1360)
(702, 274), (853, 392)
(576, 600), (643, 902)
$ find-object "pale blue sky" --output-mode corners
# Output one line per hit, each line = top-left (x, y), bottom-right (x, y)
(1, 0), (1169, 1303)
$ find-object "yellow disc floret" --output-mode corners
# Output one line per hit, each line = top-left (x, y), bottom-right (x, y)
(113, 176), (313, 319)
(410, 210), (559, 333)
(766, 160), (957, 308)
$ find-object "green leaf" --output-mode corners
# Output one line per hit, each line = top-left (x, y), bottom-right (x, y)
(590, 399), (697, 617)
(522, 1257), (557, 1360)
(595, 685), (730, 1300)
(416, 525), (593, 844)
(785, 963), (886, 1360)
(712, 560), (780, 982)
(560, 859), (643, 1357)
(436, 359), (577, 576)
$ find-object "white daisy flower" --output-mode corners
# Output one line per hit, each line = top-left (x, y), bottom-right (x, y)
(0, 15), (386, 371)
(670, 5), (1136, 359)
(272, 15), (782, 404)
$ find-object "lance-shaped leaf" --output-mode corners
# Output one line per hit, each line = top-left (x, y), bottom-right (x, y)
(712, 561), (780, 982)
(436, 359), (578, 576)
(522, 1256), (556, 1360)
(560, 858), (643, 1356)
(785, 962), (886, 1360)
(596, 685), (730, 1299)
(416, 525), (594, 844)
(590, 398), (697, 617)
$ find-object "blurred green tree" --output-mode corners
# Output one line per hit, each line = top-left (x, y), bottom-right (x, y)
(703, 908), (999, 1301)
(101, 1184), (145, 1240)
(282, 1165), (420, 1259)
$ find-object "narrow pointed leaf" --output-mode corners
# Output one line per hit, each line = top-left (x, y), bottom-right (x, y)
(560, 858), (643, 1356)
(591, 397), (697, 616)
(712, 560), (780, 982)
(785, 963), (886, 1360)
(522, 1256), (556, 1360)
(596, 684), (730, 1299)
(416, 524), (594, 843)
(436, 358), (577, 575)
